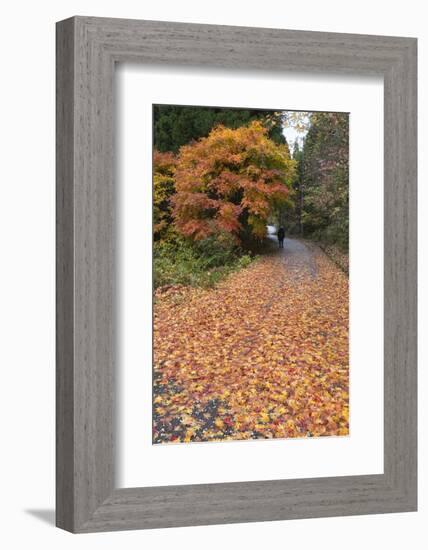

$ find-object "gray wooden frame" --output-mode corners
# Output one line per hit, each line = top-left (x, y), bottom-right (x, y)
(56, 16), (417, 533)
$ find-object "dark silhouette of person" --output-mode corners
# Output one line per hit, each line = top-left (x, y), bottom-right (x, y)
(277, 226), (285, 249)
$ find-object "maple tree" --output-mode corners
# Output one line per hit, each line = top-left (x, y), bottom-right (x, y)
(172, 121), (296, 244)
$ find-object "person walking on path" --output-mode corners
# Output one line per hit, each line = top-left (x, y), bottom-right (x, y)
(277, 226), (285, 249)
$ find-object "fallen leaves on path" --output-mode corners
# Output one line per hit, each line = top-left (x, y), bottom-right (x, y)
(153, 242), (349, 444)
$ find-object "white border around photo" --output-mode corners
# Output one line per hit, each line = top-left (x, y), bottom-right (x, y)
(116, 65), (384, 488)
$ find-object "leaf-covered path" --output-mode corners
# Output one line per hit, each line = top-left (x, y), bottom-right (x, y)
(153, 238), (349, 443)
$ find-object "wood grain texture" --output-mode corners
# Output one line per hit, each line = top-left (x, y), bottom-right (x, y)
(56, 16), (417, 533)
(56, 17), (75, 532)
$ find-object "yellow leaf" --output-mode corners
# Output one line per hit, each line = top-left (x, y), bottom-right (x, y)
(260, 412), (270, 423)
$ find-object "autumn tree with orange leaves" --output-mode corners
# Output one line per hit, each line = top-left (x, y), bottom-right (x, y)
(172, 121), (296, 245)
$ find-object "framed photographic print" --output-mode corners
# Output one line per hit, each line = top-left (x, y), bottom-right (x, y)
(56, 16), (417, 532)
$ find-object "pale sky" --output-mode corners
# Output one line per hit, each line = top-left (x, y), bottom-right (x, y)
(281, 111), (310, 156)
(282, 125), (306, 154)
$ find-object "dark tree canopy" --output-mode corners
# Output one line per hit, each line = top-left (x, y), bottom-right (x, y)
(153, 105), (287, 153)
(301, 112), (349, 249)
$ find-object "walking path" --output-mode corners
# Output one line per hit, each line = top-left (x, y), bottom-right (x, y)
(153, 238), (349, 443)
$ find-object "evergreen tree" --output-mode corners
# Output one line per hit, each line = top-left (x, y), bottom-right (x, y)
(153, 105), (287, 153)
(291, 141), (304, 234)
(300, 112), (349, 249)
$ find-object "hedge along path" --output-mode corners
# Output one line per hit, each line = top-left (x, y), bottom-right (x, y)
(153, 238), (349, 444)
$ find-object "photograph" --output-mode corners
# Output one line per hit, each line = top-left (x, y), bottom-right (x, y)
(152, 104), (350, 444)
(0, 0), (419, 541)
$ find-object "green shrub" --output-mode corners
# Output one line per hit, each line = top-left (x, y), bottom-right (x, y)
(153, 234), (256, 289)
